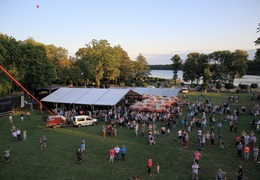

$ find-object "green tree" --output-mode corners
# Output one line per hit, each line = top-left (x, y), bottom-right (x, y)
(171, 54), (182, 85)
(183, 52), (209, 84)
(133, 53), (150, 80)
(21, 39), (56, 93)
(254, 23), (260, 74)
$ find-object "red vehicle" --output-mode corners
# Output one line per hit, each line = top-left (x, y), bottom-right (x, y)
(46, 115), (66, 128)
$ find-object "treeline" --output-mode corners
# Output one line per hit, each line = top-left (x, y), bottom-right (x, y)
(0, 34), (151, 96)
(150, 61), (259, 75)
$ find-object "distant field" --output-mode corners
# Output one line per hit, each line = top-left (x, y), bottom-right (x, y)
(0, 92), (259, 180)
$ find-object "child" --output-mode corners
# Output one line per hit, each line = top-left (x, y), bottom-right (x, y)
(157, 163), (160, 173)
(23, 130), (27, 140)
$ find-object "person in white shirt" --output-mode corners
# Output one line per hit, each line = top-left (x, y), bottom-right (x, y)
(114, 145), (120, 160)
(192, 162), (199, 180)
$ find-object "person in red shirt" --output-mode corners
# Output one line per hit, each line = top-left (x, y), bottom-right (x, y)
(194, 150), (202, 163)
(109, 147), (115, 162)
(148, 159), (153, 176)
(244, 145), (250, 160)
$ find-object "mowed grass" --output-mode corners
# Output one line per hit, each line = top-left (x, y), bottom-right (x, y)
(0, 92), (260, 180)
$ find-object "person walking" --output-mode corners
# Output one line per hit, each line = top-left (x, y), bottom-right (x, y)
(147, 159), (153, 176)
(192, 162), (199, 180)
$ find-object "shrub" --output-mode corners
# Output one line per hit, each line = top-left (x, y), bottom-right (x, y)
(250, 83), (259, 89)
(239, 84), (249, 90)
(225, 83), (235, 89)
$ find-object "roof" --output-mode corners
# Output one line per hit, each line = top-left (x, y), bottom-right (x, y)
(41, 87), (137, 106)
(41, 87), (180, 106)
(110, 87), (181, 97)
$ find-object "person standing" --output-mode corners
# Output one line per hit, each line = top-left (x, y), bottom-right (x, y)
(194, 150), (202, 163)
(147, 159), (153, 176)
(120, 145), (127, 160)
(244, 145), (250, 160)
(237, 142), (243, 158)
(20, 114), (24, 121)
(114, 145), (120, 160)
(16, 128), (22, 141)
(216, 168), (226, 180)
(9, 114), (13, 124)
(80, 138), (86, 152)
(102, 125), (106, 137)
(237, 165), (243, 180)
(26, 111), (30, 120)
(253, 146), (259, 161)
(109, 147), (115, 162)
(76, 148), (82, 163)
(156, 163), (160, 173)
(4, 147), (11, 164)
(192, 162), (199, 180)
(42, 135), (47, 149)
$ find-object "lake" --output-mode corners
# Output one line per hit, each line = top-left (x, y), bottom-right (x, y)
(150, 70), (260, 86)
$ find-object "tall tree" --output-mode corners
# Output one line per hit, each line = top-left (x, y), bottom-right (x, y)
(183, 52), (209, 84)
(254, 23), (260, 75)
(134, 53), (150, 80)
(171, 54), (182, 85)
(21, 39), (56, 93)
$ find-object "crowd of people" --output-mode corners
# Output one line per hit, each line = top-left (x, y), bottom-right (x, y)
(2, 93), (260, 179)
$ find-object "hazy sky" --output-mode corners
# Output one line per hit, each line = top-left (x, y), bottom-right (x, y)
(0, 0), (259, 64)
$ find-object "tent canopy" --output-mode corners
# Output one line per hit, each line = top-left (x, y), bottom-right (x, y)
(41, 88), (138, 106)
(41, 87), (180, 106)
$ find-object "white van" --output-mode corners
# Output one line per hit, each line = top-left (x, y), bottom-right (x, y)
(73, 115), (97, 127)
(181, 87), (189, 93)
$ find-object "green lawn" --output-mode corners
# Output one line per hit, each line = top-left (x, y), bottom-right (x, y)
(0, 92), (259, 180)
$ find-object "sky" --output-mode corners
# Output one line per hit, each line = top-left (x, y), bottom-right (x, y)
(0, 0), (259, 64)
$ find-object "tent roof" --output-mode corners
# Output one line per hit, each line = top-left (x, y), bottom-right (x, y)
(41, 87), (135, 106)
(110, 87), (180, 97)
(41, 87), (180, 106)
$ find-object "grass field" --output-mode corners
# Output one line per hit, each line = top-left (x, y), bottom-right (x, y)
(0, 92), (260, 180)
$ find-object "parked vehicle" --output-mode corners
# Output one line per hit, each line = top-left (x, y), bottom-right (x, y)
(73, 115), (97, 128)
(181, 87), (189, 93)
(46, 115), (66, 128)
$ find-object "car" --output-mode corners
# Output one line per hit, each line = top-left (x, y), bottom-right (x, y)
(73, 115), (97, 128)
(46, 115), (66, 128)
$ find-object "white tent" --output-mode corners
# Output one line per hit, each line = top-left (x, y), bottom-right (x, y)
(41, 87), (137, 106)
(110, 87), (181, 97)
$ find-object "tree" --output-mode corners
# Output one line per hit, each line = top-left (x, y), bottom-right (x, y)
(254, 23), (260, 75)
(21, 39), (56, 93)
(171, 55), (182, 85)
(133, 53), (150, 80)
(182, 52), (209, 84)
(114, 45), (135, 82)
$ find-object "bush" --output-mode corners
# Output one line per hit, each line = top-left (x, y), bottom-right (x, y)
(239, 84), (249, 90)
(225, 83), (235, 89)
(250, 83), (259, 89)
